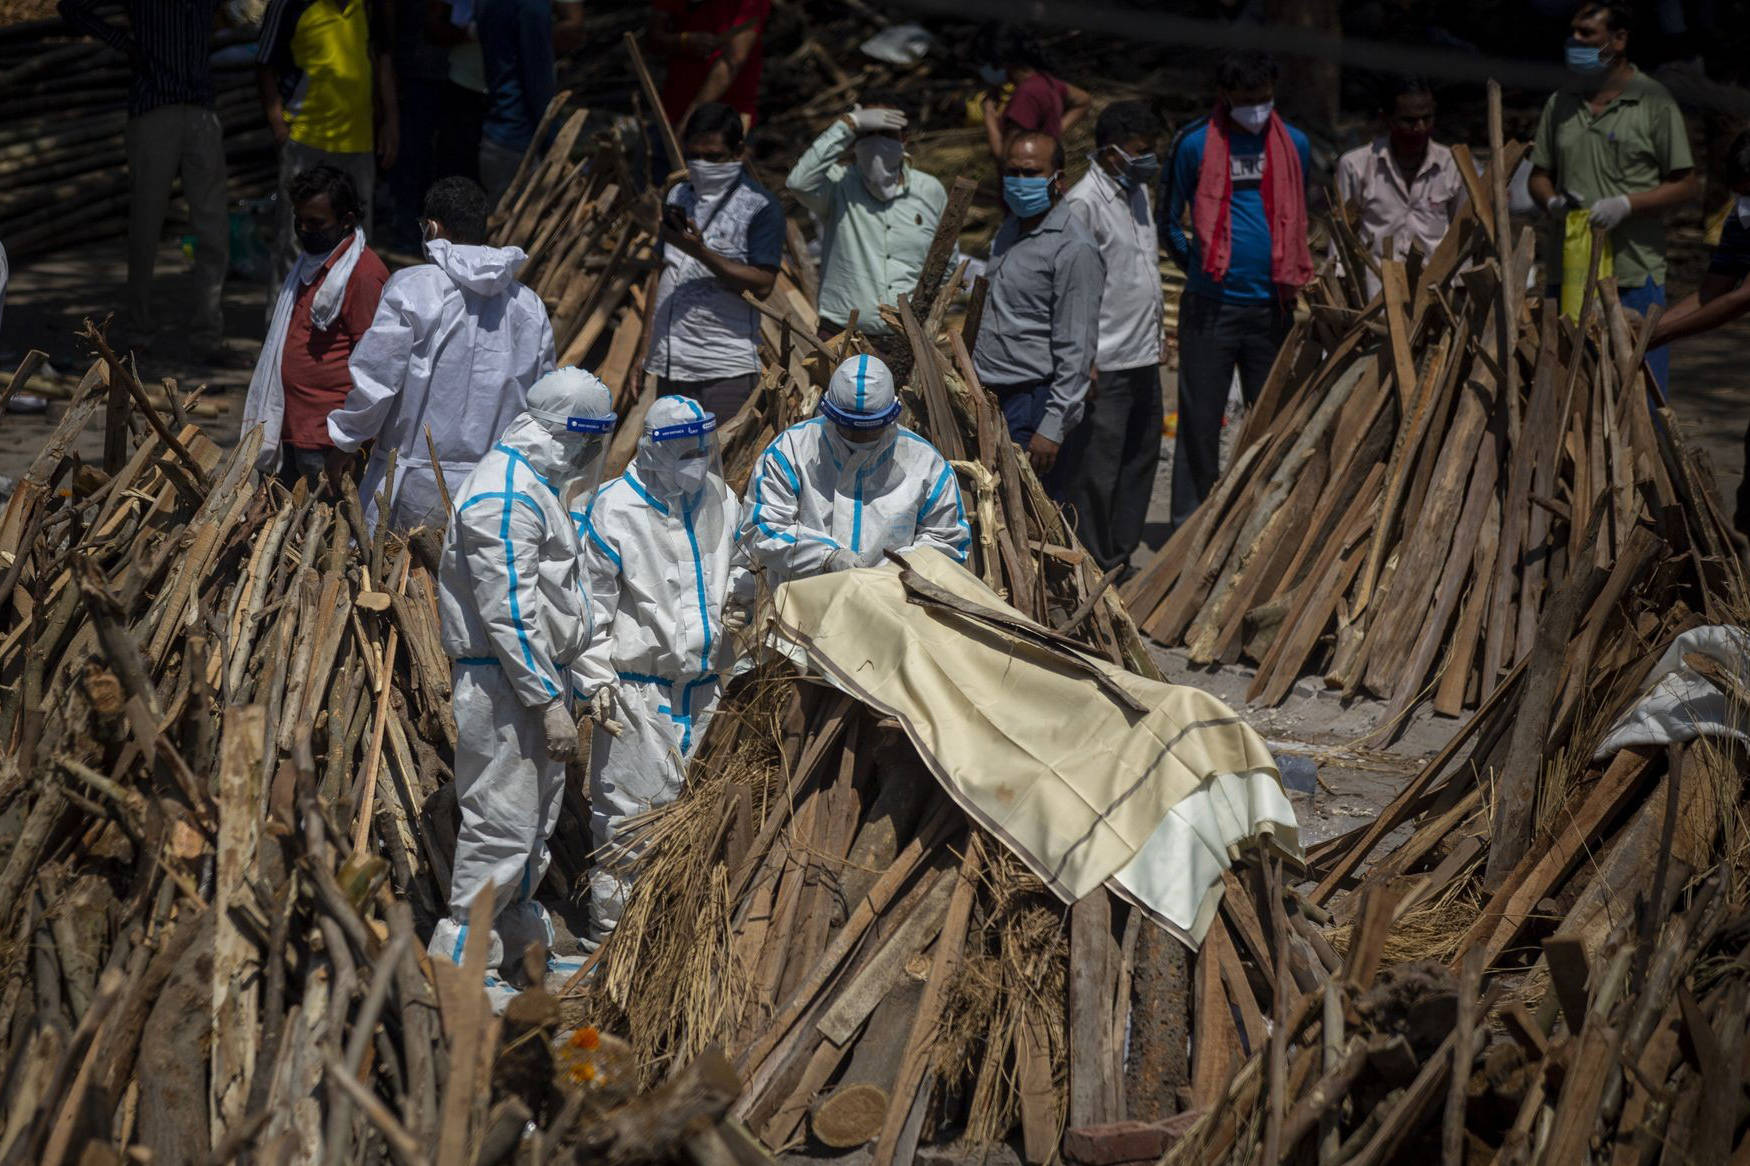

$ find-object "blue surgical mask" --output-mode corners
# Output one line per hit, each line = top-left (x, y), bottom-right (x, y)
(1002, 174), (1056, 217)
(1099, 146), (1160, 191)
(1565, 39), (1610, 74)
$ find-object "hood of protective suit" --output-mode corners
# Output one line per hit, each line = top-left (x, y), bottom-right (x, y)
(426, 238), (529, 296)
(502, 367), (617, 484)
(634, 396), (721, 502)
(820, 354), (901, 465)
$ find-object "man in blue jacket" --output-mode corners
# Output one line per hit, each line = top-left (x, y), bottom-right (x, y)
(1159, 50), (1312, 531)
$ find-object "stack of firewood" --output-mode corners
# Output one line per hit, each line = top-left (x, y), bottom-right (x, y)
(0, 11), (277, 261)
(1162, 516), (1750, 1163)
(1123, 87), (1743, 720)
(0, 341), (793, 1161)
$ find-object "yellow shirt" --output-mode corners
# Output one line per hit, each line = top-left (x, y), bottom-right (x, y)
(288, 0), (374, 154)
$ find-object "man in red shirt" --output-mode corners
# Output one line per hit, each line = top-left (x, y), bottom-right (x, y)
(974, 22), (1090, 161)
(241, 165), (390, 486)
(647, 0), (769, 137)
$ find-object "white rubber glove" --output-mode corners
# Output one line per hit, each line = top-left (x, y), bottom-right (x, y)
(588, 688), (624, 738)
(1545, 193), (1573, 217)
(826, 548), (860, 573)
(721, 607), (750, 633)
(845, 106), (907, 135)
(1588, 193), (1632, 230)
(541, 700), (581, 762)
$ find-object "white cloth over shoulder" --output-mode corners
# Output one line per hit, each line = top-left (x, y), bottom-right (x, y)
(330, 239), (555, 530)
(1595, 626), (1750, 758)
(241, 227), (368, 472)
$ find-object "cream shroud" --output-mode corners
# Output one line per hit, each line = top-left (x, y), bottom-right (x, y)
(770, 549), (1300, 947)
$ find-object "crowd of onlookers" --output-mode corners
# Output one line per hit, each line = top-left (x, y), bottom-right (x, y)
(45, 0), (1750, 555)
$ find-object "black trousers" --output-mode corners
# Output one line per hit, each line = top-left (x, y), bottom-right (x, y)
(1169, 291), (1290, 530)
(657, 372), (760, 422)
(1062, 364), (1164, 572)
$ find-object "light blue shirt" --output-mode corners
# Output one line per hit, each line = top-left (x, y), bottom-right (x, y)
(785, 119), (946, 333)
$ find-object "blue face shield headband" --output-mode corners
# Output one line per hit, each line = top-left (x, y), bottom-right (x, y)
(646, 415), (718, 442)
(819, 396), (903, 430)
(564, 414), (617, 434)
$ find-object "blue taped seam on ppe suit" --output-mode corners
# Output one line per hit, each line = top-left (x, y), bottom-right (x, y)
(429, 368), (614, 976)
(571, 396), (750, 950)
(740, 419), (970, 581)
(740, 354), (970, 583)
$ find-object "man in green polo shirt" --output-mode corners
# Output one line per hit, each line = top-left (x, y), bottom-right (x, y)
(1529, 0), (1700, 388)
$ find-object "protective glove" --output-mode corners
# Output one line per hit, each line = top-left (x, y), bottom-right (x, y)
(721, 607), (750, 633)
(588, 688), (624, 738)
(1587, 193), (1632, 230)
(1545, 192), (1580, 217)
(541, 700), (581, 762)
(846, 106), (907, 135)
(826, 548), (860, 573)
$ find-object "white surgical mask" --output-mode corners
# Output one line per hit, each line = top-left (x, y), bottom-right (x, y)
(671, 450), (710, 496)
(1738, 195), (1750, 227)
(1229, 100), (1274, 135)
(686, 159), (742, 200)
(854, 136), (907, 202)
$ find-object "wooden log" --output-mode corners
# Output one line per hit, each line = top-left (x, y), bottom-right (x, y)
(1482, 510), (1608, 889)
(910, 176), (977, 320)
(210, 706), (265, 1145)
(135, 911), (216, 1164)
(1068, 888), (1120, 1129)
(871, 834), (983, 1166)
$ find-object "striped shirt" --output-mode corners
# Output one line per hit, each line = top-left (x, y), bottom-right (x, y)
(58, 0), (220, 117)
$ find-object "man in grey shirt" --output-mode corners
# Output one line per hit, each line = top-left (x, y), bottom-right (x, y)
(973, 130), (1105, 492)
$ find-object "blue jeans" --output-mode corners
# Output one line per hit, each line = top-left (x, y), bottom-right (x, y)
(995, 380), (1087, 500)
(1545, 278), (1669, 393)
(1620, 277), (1668, 390)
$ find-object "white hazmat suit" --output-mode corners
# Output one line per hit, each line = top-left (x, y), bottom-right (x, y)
(741, 354), (971, 581)
(430, 367), (616, 986)
(330, 238), (556, 530)
(573, 396), (751, 949)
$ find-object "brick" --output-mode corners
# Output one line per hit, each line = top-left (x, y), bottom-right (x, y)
(1061, 1113), (1203, 1166)
(1062, 1120), (1168, 1165)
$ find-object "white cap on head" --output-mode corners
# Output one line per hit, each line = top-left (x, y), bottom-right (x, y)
(525, 366), (616, 435)
(821, 354), (901, 430)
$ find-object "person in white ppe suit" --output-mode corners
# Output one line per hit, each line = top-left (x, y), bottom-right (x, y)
(741, 354), (971, 582)
(430, 366), (616, 1001)
(329, 176), (556, 530)
(573, 396), (751, 950)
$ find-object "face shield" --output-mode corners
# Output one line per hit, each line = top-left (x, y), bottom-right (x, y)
(819, 354), (902, 459)
(636, 395), (730, 552)
(523, 366), (619, 501)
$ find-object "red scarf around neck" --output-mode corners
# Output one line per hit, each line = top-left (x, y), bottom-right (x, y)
(1192, 106), (1314, 292)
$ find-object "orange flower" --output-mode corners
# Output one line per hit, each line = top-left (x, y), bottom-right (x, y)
(569, 1027), (601, 1051)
